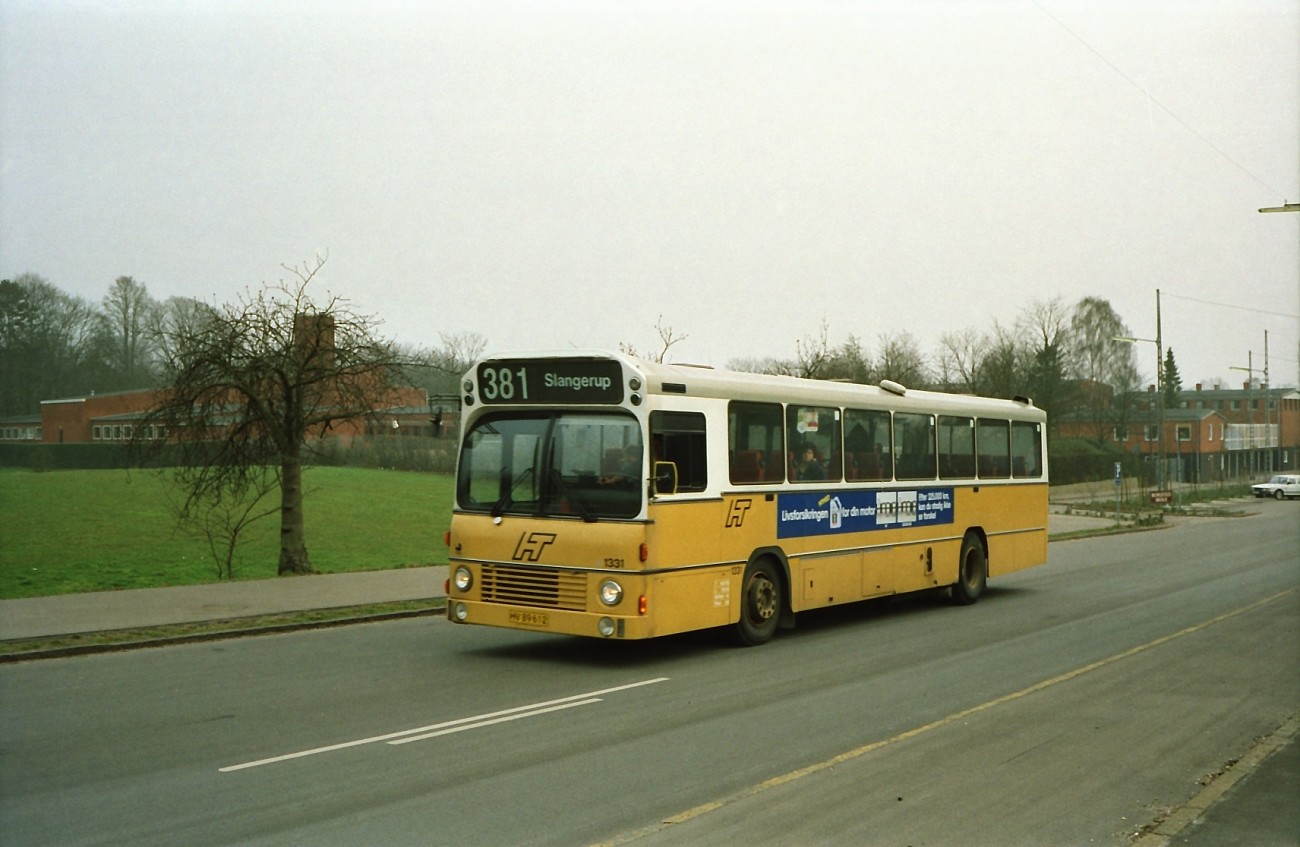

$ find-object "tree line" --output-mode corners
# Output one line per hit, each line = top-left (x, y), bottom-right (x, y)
(0, 271), (484, 418)
(720, 295), (1189, 443)
(3, 270), (1189, 443)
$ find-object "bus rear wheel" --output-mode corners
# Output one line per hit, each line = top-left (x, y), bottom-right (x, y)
(951, 533), (986, 606)
(729, 559), (782, 646)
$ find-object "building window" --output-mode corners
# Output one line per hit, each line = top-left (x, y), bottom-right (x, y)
(1144, 424), (1159, 442)
(1113, 426), (1128, 442)
(1177, 425), (1191, 442)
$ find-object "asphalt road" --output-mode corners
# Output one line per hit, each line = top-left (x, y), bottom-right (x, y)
(2, 502), (1297, 846)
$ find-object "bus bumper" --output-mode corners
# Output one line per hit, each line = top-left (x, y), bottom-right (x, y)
(446, 600), (655, 640)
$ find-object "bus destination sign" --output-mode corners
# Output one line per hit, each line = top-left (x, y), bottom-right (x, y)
(476, 359), (625, 405)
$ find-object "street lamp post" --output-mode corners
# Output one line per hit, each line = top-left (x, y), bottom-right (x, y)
(1227, 353), (1258, 480)
(1114, 289), (1165, 491)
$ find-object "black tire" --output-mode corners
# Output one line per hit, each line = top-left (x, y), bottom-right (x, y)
(1274, 489), (1285, 501)
(951, 533), (986, 606)
(729, 558), (783, 646)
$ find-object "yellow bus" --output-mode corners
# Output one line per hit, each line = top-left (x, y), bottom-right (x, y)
(446, 351), (1048, 645)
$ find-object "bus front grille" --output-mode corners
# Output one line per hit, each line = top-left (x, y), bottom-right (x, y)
(481, 565), (587, 611)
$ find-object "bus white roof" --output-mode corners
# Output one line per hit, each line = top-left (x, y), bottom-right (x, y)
(473, 350), (1045, 422)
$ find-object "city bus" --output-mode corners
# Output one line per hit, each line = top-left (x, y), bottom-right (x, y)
(445, 350), (1048, 645)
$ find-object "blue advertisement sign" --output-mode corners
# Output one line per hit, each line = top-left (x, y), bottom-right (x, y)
(777, 487), (955, 539)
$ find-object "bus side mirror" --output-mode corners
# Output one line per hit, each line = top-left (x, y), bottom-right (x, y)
(653, 461), (678, 495)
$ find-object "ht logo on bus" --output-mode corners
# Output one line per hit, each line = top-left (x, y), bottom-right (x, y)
(513, 532), (557, 562)
(726, 499), (753, 528)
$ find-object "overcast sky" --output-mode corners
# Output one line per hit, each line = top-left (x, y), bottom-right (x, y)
(3, 0), (1298, 388)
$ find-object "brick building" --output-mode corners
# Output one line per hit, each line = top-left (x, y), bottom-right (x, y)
(0, 385), (454, 446)
(1058, 381), (1300, 483)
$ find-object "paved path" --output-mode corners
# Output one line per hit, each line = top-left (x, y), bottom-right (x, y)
(0, 566), (446, 640)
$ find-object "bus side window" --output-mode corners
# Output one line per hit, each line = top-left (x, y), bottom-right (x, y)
(977, 419), (1011, 478)
(650, 411), (708, 492)
(938, 415), (975, 479)
(728, 401), (783, 485)
(845, 408), (891, 481)
(787, 405), (842, 482)
(1012, 421), (1043, 478)
(894, 412), (936, 481)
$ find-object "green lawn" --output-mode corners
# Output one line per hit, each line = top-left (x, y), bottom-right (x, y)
(0, 466), (454, 598)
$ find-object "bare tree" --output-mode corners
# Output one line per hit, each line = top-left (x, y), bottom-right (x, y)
(978, 321), (1029, 400)
(1070, 296), (1139, 443)
(97, 276), (160, 389)
(1018, 297), (1078, 427)
(790, 320), (833, 378)
(875, 331), (930, 386)
(620, 315), (688, 363)
(937, 327), (989, 394)
(0, 273), (100, 415)
(824, 335), (873, 384)
(139, 257), (411, 576)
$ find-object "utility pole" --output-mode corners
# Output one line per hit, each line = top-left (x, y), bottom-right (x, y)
(1155, 288), (1164, 490)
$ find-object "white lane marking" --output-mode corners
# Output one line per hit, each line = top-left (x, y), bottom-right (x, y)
(220, 677), (669, 772)
(389, 698), (602, 745)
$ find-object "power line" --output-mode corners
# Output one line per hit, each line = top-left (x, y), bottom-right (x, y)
(1031, 0), (1294, 204)
(1161, 291), (1300, 321)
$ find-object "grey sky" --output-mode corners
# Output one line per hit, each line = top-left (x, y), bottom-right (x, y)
(3, 0), (1297, 387)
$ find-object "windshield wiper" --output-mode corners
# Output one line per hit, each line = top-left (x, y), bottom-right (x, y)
(549, 469), (596, 523)
(491, 467), (535, 518)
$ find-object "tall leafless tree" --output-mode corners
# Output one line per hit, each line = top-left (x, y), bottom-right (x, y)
(1070, 296), (1140, 443)
(98, 275), (160, 389)
(139, 257), (411, 576)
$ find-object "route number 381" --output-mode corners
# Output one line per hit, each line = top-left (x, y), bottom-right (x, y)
(480, 367), (529, 401)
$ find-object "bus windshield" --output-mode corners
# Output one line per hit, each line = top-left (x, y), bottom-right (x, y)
(456, 411), (644, 520)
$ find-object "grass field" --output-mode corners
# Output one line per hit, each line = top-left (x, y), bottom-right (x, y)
(0, 466), (454, 599)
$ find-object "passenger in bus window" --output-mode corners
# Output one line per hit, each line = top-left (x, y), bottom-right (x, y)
(798, 446), (826, 481)
(601, 444), (642, 486)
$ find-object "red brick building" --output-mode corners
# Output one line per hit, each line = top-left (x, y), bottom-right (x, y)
(1, 385), (451, 446)
(1058, 381), (1300, 482)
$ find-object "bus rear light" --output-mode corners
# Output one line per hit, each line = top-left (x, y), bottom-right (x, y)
(639, 543), (649, 562)
(638, 595), (648, 616)
(444, 531), (451, 547)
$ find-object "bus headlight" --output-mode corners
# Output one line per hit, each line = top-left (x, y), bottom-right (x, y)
(597, 617), (616, 637)
(453, 602), (469, 622)
(452, 566), (473, 592)
(598, 579), (623, 606)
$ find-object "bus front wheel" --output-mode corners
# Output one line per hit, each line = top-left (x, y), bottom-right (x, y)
(951, 533), (986, 606)
(729, 559), (782, 646)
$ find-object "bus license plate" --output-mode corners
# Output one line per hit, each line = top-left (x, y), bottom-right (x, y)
(509, 610), (549, 627)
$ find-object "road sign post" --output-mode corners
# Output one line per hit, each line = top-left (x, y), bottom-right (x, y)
(1114, 462), (1122, 524)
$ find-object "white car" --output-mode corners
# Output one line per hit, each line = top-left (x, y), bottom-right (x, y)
(1251, 474), (1300, 500)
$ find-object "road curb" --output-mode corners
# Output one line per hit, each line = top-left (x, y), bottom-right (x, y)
(0, 602), (446, 664)
(1130, 712), (1300, 846)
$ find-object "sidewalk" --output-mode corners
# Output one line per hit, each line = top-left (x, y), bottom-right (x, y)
(0, 566), (447, 641)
